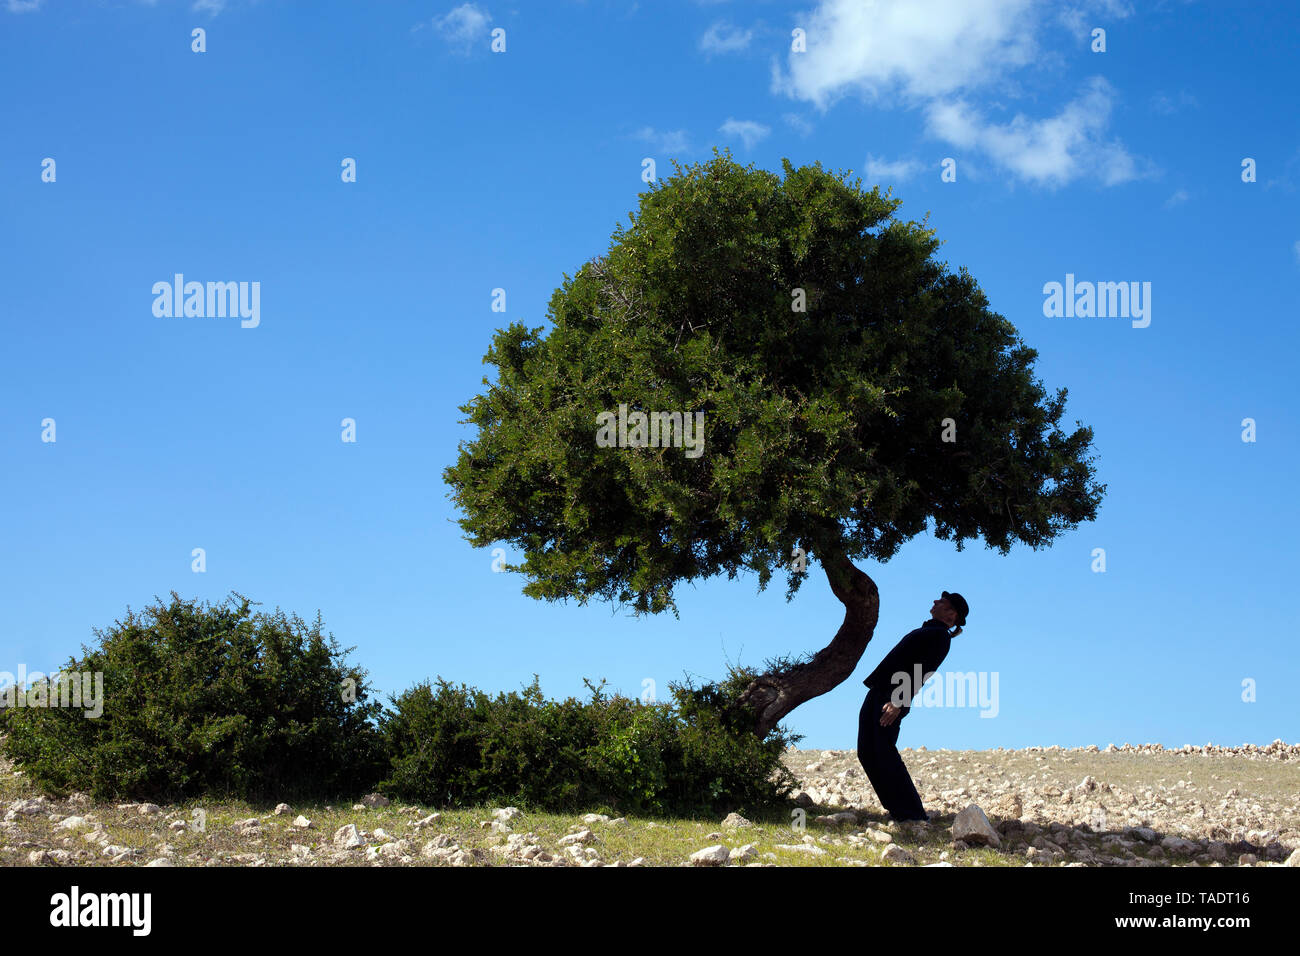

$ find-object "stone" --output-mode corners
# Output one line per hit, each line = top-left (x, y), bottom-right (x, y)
(360, 793), (389, 808)
(815, 812), (858, 827)
(690, 845), (731, 866)
(333, 824), (363, 849)
(773, 843), (828, 855)
(4, 798), (47, 821)
(273, 804), (291, 815)
(881, 844), (914, 864)
(729, 843), (759, 862)
(952, 804), (1001, 847)
(557, 829), (594, 846)
(721, 812), (752, 829)
(292, 815), (313, 829)
(582, 813), (611, 824)
(494, 807), (522, 822)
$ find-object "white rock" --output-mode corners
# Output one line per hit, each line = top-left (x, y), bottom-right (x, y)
(5, 798), (47, 821)
(773, 843), (828, 855)
(881, 844), (914, 863)
(421, 839), (456, 859)
(493, 807), (521, 822)
(137, 803), (162, 816)
(413, 813), (442, 828)
(145, 858), (173, 867)
(952, 805), (1001, 848)
(56, 816), (88, 830)
(690, 845), (731, 866)
(333, 824), (363, 849)
(292, 815), (313, 829)
(557, 829), (594, 846)
(273, 803), (292, 815)
(581, 813), (611, 824)
(721, 812), (752, 829)
(360, 793), (389, 808)
(815, 811), (859, 827)
(729, 843), (759, 862)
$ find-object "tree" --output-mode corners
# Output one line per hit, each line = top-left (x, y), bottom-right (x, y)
(443, 150), (1105, 738)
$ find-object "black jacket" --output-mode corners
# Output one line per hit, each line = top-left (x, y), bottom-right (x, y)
(862, 618), (953, 715)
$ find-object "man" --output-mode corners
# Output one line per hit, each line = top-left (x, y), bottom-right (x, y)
(856, 591), (969, 823)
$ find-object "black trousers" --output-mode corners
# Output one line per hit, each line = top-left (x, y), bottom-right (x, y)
(857, 687), (927, 821)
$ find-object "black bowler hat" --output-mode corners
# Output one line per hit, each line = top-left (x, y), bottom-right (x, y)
(942, 591), (969, 627)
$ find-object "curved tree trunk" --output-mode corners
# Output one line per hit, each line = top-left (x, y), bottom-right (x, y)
(732, 552), (881, 739)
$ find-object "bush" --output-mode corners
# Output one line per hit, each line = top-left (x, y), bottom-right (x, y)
(378, 667), (802, 818)
(0, 591), (387, 803)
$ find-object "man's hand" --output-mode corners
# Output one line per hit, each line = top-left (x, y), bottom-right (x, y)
(879, 702), (902, 727)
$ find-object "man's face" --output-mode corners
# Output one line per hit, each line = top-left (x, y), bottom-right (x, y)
(931, 596), (955, 624)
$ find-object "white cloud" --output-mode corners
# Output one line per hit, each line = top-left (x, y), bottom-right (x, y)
(863, 154), (922, 184)
(773, 0), (1145, 187)
(718, 118), (770, 150)
(634, 127), (691, 154)
(1058, 0), (1133, 35)
(192, 0), (226, 14)
(700, 21), (753, 54)
(436, 3), (491, 52)
(774, 0), (1040, 108)
(6, 0), (44, 11)
(1163, 189), (1189, 208)
(1294, 241), (1300, 266)
(926, 77), (1138, 187)
(783, 113), (814, 137)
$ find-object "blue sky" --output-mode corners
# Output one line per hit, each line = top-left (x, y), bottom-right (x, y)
(2, 0), (1297, 753)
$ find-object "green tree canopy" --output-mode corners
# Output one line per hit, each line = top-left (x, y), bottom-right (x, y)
(445, 150), (1104, 735)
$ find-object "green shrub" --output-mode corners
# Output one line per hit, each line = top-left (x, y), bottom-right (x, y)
(378, 668), (802, 818)
(0, 591), (386, 803)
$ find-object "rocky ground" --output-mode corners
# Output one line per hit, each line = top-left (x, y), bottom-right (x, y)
(2, 740), (1298, 867)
